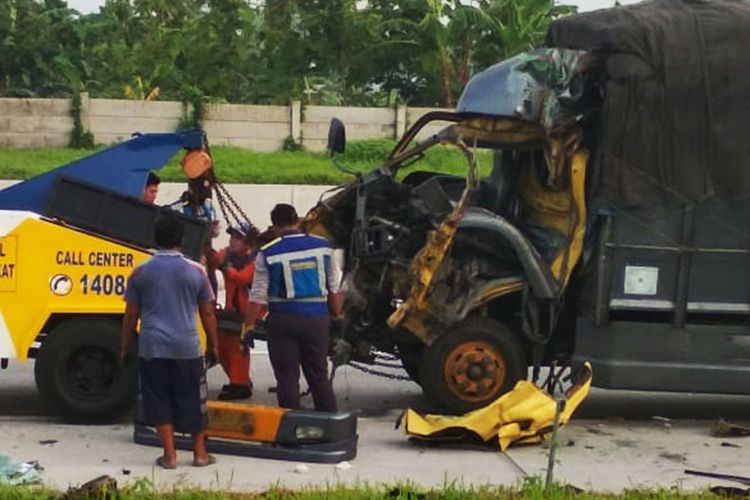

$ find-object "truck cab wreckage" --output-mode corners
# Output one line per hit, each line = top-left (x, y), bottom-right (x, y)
(304, 0), (750, 414)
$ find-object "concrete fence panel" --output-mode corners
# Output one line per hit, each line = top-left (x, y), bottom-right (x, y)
(203, 103), (290, 151)
(89, 99), (184, 145)
(302, 105), (396, 151)
(0, 97), (453, 151)
(406, 107), (454, 142)
(0, 98), (72, 148)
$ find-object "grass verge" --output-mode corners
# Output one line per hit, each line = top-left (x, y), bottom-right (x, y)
(0, 140), (492, 185)
(0, 477), (736, 500)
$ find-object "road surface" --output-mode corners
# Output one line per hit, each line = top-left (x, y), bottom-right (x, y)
(1, 345), (749, 493)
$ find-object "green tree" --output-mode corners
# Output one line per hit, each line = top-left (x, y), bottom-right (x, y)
(0, 0), (78, 96)
(480, 0), (576, 61)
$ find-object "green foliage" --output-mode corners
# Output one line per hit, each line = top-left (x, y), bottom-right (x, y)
(282, 135), (303, 152)
(69, 91), (95, 149)
(0, 143), (492, 185)
(0, 478), (733, 499)
(0, 0), (577, 108)
(340, 139), (396, 163)
(177, 85), (206, 131)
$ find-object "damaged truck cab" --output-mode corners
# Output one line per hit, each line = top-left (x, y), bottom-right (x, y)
(306, 50), (592, 414)
(304, 0), (750, 414)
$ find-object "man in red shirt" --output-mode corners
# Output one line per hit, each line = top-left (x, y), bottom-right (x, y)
(208, 223), (257, 400)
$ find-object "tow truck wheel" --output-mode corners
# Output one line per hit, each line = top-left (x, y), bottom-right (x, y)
(34, 317), (136, 421)
(419, 318), (525, 414)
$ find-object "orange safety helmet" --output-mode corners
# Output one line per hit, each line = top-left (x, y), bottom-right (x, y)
(181, 148), (213, 179)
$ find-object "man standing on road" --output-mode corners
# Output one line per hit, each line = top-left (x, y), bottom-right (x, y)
(241, 204), (342, 413)
(120, 212), (220, 469)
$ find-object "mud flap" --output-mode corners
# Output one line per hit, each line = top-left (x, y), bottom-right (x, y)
(133, 402), (358, 464)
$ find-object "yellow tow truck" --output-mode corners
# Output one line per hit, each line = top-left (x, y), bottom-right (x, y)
(0, 131), (209, 420)
(0, 132), (358, 463)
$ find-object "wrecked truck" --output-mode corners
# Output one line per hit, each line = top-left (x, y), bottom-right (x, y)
(303, 0), (750, 413)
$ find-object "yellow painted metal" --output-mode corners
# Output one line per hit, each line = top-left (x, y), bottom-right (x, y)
(0, 217), (152, 360)
(517, 148), (589, 285)
(401, 362), (593, 451)
(471, 279), (524, 308)
(387, 141), (480, 344)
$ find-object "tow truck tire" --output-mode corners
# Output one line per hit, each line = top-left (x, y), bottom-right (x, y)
(34, 317), (136, 422)
(419, 318), (526, 414)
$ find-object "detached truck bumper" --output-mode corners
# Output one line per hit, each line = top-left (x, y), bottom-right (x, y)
(134, 401), (358, 463)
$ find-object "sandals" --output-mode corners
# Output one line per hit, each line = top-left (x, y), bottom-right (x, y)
(155, 456), (176, 470)
(154, 454), (217, 468)
(193, 454), (217, 467)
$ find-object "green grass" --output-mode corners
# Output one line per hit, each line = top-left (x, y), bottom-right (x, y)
(0, 140), (492, 185)
(0, 478), (735, 500)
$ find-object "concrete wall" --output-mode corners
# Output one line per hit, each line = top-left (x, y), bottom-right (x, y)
(302, 105), (396, 151)
(203, 103), (290, 152)
(88, 98), (183, 145)
(0, 96), (450, 151)
(0, 98), (72, 148)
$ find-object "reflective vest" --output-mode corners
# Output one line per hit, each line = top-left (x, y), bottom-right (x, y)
(262, 233), (333, 315)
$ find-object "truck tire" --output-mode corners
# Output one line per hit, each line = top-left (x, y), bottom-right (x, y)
(396, 341), (425, 385)
(34, 317), (136, 421)
(419, 318), (526, 414)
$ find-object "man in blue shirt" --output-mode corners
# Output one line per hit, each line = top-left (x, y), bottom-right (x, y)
(241, 204), (343, 412)
(120, 212), (220, 469)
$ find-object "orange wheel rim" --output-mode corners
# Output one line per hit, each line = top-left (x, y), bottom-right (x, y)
(443, 341), (506, 404)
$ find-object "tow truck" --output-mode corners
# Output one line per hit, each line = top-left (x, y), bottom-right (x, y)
(0, 132), (209, 420)
(0, 132), (357, 462)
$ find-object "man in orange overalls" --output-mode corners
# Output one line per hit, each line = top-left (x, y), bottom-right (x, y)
(208, 223), (258, 400)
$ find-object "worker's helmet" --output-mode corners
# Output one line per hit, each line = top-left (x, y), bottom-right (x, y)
(227, 222), (259, 243)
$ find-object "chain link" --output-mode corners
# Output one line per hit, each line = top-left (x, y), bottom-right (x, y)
(345, 361), (412, 381)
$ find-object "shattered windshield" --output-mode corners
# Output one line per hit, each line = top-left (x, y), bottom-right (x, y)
(456, 48), (588, 134)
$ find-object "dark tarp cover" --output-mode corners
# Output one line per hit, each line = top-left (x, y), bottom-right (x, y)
(547, 0), (750, 206)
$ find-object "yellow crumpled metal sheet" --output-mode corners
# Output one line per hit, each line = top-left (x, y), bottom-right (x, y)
(401, 362), (592, 451)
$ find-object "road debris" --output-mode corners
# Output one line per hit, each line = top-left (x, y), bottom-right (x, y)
(714, 420), (750, 438)
(586, 425), (614, 436)
(62, 475), (117, 500)
(651, 416), (672, 429)
(709, 486), (749, 497)
(400, 363), (592, 451)
(659, 452), (687, 463)
(335, 461), (352, 471)
(293, 464), (309, 474)
(721, 442), (741, 448)
(685, 469), (750, 487)
(38, 439), (58, 445)
(0, 454), (42, 485)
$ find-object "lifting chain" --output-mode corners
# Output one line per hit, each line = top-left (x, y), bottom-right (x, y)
(344, 361), (412, 381)
(203, 137), (255, 230)
(344, 351), (413, 381)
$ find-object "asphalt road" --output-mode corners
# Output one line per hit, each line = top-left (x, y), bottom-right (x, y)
(1, 345), (749, 493)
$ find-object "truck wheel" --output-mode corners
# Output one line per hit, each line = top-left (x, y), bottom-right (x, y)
(419, 318), (526, 414)
(34, 317), (136, 421)
(396, 341), (424, 385)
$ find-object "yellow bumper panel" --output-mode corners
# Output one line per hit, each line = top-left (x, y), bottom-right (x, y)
(401, 362), (592, 451)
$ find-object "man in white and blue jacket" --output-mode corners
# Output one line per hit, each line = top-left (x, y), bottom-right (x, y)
(241, 204), (342, 412)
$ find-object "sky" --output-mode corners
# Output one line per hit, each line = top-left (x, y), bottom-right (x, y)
(66, 0), (642, 15)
